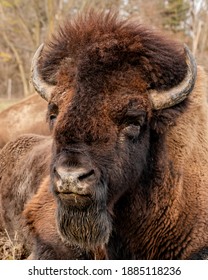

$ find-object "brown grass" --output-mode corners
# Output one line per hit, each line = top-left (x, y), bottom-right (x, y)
(0, 230), (26, 260)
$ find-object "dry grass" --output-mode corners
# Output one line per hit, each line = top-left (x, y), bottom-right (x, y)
(0, 230), (26, 260)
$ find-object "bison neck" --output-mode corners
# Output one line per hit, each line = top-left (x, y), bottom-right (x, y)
(110, 131), (205, 260)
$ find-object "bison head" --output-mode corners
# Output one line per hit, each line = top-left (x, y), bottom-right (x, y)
(31, 12), (196, 251)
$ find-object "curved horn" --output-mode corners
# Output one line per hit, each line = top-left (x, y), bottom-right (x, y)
(31, 44), (54, 101)
(149, 45), (197, 110)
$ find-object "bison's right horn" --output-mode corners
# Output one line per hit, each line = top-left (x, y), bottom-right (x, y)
(149, 45), (197, 110)
(31, 44), (54, 101)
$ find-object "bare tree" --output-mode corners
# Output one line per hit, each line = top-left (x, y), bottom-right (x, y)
(0, 0), (207, 99)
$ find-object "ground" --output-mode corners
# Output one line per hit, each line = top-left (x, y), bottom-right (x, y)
(0, 230), (25, 260)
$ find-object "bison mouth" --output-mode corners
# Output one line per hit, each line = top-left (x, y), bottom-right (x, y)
(55, 191), (93, 208)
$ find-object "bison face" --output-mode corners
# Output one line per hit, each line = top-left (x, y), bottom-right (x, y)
(48, 89), (150, 250)
(31, 13), (196, 251)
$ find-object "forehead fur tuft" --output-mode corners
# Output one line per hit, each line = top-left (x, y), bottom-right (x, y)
(38, 9), (187, 91)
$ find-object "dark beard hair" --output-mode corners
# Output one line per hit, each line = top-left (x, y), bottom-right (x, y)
(56, 202), (112, 250)
(55, 182), (112, 250)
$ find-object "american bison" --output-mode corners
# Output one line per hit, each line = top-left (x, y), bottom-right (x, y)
(0, 94), (50, 148)
(1, 11), (208, 260)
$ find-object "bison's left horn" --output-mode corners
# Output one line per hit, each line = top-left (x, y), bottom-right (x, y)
(31, 44), (54, 101)
(149, 45), (197, 110)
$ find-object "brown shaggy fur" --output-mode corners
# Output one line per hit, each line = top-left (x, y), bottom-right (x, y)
(0, 135), (51, 248)
(40, 11), (187, 92)
(0, 94), (50, 148)
(1, 11), (208, 260)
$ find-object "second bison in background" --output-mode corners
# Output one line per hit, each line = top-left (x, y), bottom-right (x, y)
(1, 11), (208, 260)
(0, 94), (50, 148)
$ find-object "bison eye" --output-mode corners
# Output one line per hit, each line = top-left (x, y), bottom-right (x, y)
(123, 124), (141, 141)
(47, 102), (58, 130)
(120, 112), (146, 142)
(48, 114), (57, 130)
(49, 114), (57, 122)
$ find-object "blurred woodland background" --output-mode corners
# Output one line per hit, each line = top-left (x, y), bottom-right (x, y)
(0, 0), (208, 104)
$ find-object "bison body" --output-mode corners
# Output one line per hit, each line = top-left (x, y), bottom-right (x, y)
(0, 94), (50, 148)
(1, 11), (208, 259)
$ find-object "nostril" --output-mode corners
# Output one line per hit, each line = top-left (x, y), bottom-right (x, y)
(54, 167), (60, 178)
(78, 169), (95, 181)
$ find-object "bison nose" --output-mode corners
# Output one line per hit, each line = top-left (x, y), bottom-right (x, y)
(54, 166), (96, 195)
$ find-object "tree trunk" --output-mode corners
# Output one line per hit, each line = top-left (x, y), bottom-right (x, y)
(3, 32), (29, 97)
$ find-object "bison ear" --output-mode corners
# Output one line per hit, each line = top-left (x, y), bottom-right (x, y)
(31, 44), (55, 102)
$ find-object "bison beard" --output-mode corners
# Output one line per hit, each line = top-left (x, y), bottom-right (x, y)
(55, 182), (112, 250)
